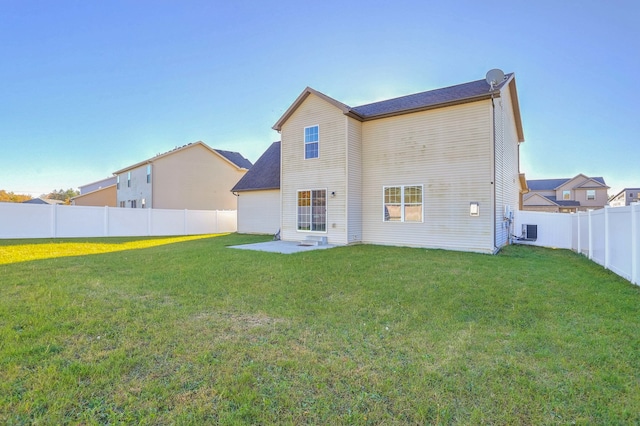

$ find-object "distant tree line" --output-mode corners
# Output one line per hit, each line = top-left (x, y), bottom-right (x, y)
(0, 190), (32, 203)
(44, 188), (80, 203)
(0, 188), (79, 204)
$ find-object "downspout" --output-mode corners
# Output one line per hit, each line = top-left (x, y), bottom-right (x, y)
(491, 94), (498, 253)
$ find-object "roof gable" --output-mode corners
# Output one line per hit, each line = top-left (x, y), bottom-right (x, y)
(273, 88), (351, 131)
(575, 177), (608, 189)
(113, 141), (252, 174)
(523, 193), (558, 206)
(231, 142), (281, 192)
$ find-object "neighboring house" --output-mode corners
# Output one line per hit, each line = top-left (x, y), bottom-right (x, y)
(231, 141), (281, 234)
(523, 175), (609, 213)
(71, 177), (117, 207)
(22, 198), (64, 205)
(609, 188), (640, 207)
(267, 71), (526, 254)
(113, 141), (252, 210)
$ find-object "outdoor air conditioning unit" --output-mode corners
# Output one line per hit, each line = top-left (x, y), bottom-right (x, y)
(522, 224), (538, 241)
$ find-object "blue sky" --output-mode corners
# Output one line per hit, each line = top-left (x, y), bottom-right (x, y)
(1, 0), (638, 197)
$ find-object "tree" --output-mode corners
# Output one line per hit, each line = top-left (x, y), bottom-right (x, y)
(0, 190), (32, 203)
(42, 188), (80, 205)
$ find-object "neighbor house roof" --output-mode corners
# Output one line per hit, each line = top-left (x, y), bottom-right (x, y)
(113, 141), (252, 174)
(544, 196), (581, 207)
(215, 149), (254, 170)
(273, 73), (524, 142)
(22, 198), (64, 205)
(527, 176), (607, 191)
(231, 142), (280, 192)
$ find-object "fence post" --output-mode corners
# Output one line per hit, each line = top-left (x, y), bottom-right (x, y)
(51, 203), (58, 238)
(632, 203), (638, 285)
(588, 210), (593, 260)
(604, 206), (610, 270)
(104, 206), (109, 236)
(576, 213), (581, 254)
(147, 207), (152, 236)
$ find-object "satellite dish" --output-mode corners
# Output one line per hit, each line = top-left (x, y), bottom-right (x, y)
(485, 69), (505, 90)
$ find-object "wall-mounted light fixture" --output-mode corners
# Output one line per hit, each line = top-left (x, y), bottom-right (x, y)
(331, 191), (336, 197)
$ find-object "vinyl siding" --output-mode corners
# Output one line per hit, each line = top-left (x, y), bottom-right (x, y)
(361, 101), (495, 253)
(73, 185), (117, 207)
(346, 116), (363, 243)
(116, 166), (151, 208)
(152, 144), (245, 210)
(237, 189), (280, 234)
(494, 84), (522, 247)
(574, 188), (608, 208)
(280, 93), (348, 244)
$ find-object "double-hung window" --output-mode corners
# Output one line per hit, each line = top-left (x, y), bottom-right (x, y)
(297, 189), (326, 231)
(127, 172), (131, 188)
(383, 185), (423, 222)
(146, 165), (151, 184)
(304, 125), (319, 159)
(586, 189), (595, 200)
(562, 190), (571, 200)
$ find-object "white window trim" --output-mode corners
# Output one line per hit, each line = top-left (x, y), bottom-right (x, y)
(304, 125), (320, 160)
(296, 188), (327, 233)
(382, 184), (424, 223)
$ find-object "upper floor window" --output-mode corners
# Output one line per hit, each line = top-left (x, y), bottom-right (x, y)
(586, 190), (596, 200)
(383, 185), (423, 222)
(146, 165), (151, 184)
(304, 125), (319, 159)
(127, 172), (131, 188)
(116, 176), (120, 190)
(562, 190), (571, 200)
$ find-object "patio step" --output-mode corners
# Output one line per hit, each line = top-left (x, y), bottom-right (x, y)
(299, 235), (328, 246)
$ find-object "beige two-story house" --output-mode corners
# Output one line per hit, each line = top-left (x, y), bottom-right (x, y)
(523, 174), (609, 213)
(266, 71), (526, 254)
(114, 141), (252, 210)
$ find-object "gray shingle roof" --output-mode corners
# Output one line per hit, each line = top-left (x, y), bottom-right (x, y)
(351, 74), (512, 119)
(215, 149), (253, 169)
(231, 142), (280, 192)
(527, 177), (607, 191)
(544, 196), (581, 207)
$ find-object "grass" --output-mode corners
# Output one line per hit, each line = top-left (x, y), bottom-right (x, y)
(1, 233), (639, 424)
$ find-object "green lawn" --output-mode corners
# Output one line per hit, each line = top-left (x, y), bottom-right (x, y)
(1, 233), (639, 424)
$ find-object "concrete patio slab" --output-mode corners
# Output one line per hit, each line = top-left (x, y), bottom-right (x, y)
(228, 240), (339, 254)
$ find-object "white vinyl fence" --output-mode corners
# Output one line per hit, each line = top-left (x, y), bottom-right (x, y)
(0, 202), (237, 239)
(514, 204), (640, 286)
